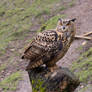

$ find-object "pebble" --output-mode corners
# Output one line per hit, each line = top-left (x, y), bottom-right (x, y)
(82, 41), (87, 46)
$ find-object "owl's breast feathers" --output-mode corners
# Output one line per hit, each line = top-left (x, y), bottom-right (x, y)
(22, 30), (63, 68)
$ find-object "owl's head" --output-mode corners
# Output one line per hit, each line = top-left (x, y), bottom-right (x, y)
(56, 18), (76, 33)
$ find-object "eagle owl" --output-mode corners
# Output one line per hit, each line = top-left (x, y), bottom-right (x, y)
(21, 18), (76, 71)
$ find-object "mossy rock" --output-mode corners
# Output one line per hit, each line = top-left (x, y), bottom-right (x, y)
(28, 67), (80, 92)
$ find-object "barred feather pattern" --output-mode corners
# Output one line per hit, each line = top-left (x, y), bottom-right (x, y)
(22, 30), (64, 70)
(22, 18), (76, 70)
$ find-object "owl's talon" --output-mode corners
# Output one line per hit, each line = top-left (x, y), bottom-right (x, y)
(48, 65), (59, 72)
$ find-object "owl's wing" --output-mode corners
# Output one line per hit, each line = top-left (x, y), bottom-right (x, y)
(22, 30), (63, 69)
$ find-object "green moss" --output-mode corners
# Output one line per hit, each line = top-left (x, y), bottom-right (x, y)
(71, 47), (92, 83)
(32, 79), (46, 92)
(0, 71), (22, 92)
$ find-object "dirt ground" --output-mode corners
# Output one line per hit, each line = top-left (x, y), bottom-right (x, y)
(0, 0), (92, 91)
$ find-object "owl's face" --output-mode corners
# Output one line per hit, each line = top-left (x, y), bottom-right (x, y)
(56, 18), (76, 33)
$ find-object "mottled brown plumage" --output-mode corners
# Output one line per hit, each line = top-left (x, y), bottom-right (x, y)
(21, 18), (76, 71)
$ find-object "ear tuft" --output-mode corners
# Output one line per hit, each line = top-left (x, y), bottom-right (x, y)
(58, 18), (61, 20)
(57, 18), (62, 25)
(58, 18), (62, 22)
(70, 18), (76, 22)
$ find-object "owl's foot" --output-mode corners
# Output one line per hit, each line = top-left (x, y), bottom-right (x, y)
(45, 65), (59, 77)
(48, 65), (59, 72)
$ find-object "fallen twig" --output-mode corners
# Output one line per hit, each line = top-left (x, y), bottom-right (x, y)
(83, 31), (92, 36)
(75, 35), (92, 40)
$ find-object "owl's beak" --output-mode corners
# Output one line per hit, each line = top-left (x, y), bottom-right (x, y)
(21, 55), (24, 59)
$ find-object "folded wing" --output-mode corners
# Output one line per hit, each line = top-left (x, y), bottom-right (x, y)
(22, 30), (63, 69)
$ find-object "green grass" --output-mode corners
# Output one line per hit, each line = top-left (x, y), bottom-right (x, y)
(69, 0), (75, 7)
(71, 47), (92, 83)
(0, 0), (74, 55)
(0, 71), (22, 92)
(0, 64), (7, 72)
(59, 6), (67, 11)
(38, 14), (66, 32)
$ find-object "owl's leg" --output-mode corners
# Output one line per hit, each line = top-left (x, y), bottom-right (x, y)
(46, 62), (59, 72)
(45, 64), (58, 77)
(48, 64), (58, 72)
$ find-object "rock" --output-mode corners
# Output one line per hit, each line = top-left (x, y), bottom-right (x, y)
(16, 71), (32, 92)
(82, 41), (87, 46)
(28, 66), (80, 92)
(10, 48), (15, 52)
(74, 83), (92, 92)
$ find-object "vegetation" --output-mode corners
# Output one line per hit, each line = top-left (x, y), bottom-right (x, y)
(38, 14), (66, 32)
(0, 0), (74, 55)
(0, 64), (7, 72)
(32, 79), (45, 92)
(71, 47), (92, 83)
(0, 0), (58, 52)
(0, 71), (21, 92)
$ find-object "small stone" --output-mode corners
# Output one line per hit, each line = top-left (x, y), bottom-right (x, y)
(80, 85), (84, 88)
(82, 41), (87, 46)
(10, 48), (15, 51)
